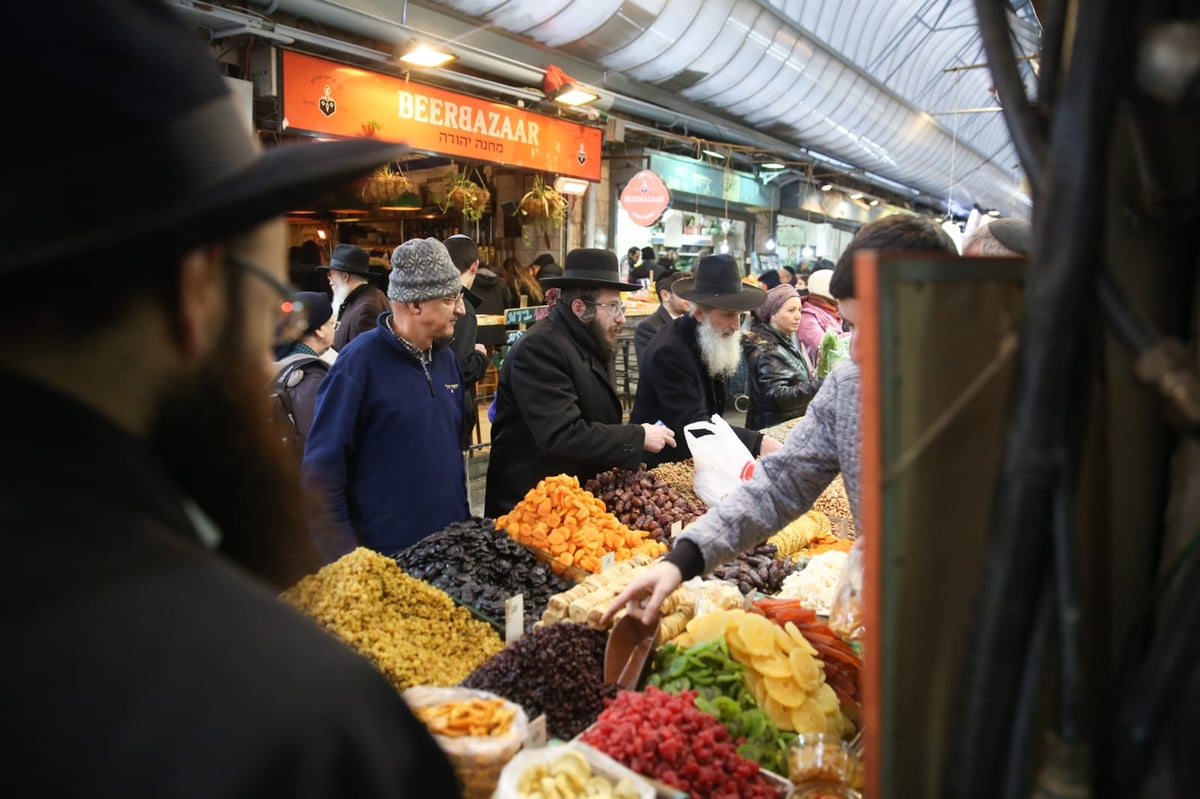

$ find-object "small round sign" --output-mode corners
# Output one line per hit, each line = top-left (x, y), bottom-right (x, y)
(620, 169), (671, 226)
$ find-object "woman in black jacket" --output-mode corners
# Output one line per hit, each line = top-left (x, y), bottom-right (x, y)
(744, 284), (817, 430)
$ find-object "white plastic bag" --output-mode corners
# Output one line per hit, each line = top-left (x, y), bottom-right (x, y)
(685, 414), (756, 507)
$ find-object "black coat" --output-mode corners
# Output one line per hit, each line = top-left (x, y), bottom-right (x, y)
(630, 313), (764, 468)
(485, 304), (645, 516)
(451, 290), (490, 449)
(744, 323), (817, 430)
(633, 305), (673, 364)
(0, 373), (460, 798)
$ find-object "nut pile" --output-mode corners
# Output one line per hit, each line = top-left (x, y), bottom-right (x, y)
(584, 467), (707, 544)
(461, 621), (616, 741)
(711, 542), (797, 596)
(393, 518), (573, 631)
(282, 547), (503, 690)
(811, 475), (854, 536)
(647, 460), (702, 504)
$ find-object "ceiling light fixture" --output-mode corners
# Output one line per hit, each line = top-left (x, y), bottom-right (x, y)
(820, 183), (834, 192)
(987, 209), (1001, 216)
(760, 162), (786, 170)
(378, 191), (423, 211)
(869, 198), (880, 206)
(543, 64), (598, 106)
(553, 176), (590, 196)
(397, 40), (456, 68)
(850, 192), (865, 200)
(702, 149), (727, 159)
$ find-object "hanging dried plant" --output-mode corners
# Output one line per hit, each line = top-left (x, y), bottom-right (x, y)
(519, 175), (568, 228)
(440, 170), (492, 221)
(360, 164), (415, 206)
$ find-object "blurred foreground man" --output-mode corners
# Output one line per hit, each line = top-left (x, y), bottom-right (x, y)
(0, 1), (460, 796)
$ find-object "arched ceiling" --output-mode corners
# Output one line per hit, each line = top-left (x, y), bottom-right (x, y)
(412, 0), (1041, 216)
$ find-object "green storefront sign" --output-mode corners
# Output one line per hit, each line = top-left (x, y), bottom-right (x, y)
(648, 151), (771, 207)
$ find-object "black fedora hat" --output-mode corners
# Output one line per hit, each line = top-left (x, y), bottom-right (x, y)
(541, 249), (640, 291)
(673, 254), (767, 312)
(3, 0), (406, 271)
(316, 244), (374, 277)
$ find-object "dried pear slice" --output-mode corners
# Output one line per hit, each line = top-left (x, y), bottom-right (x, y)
(736, 613), (779, 658)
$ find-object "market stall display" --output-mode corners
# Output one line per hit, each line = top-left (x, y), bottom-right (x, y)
(776, 551), (850, 615)
(496, 474), (668, 574)
(583, 466), (708, 544)
(647, 460), (703, 504)
(461, 621), (616, 741)
(753, 599), (862, 707)
(392, 517), (574, 632)
(281, 547), (503, 690)
(766, 511), (833, 559)
(404, 685), (528, 799)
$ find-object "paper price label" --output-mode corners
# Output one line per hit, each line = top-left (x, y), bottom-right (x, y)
(670, 520), (683, 539)
(601, 552), (615, 572)
(526, 714), (548, 748)
(505, 593), (525, 645)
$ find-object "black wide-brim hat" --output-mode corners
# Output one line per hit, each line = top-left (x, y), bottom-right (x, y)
(316, 244), (375, 277)
(673, 254), (767, 312)
(4, 0), (406, 271)
(541, 248), (640, 291)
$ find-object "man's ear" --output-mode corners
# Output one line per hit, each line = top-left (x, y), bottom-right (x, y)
(175, 247), (227, 357)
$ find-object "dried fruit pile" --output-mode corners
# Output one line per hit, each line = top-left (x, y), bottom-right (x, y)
(282, 547), (503, 690)
(392, 517), (573, 631)
(584, 466), (707, 544)
(580, 686), (782, 799)
(711, 542), (796, 596)
(461, 621), (616, 741)
(753, 598), (862, 706)
(496, 474), (667, 575)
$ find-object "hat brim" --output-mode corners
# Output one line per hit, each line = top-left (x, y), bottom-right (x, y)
(10, 137), (408, 269)
(315, 263), (377, 278)
(672, 278), (767, 311)
(540, 277), (642, 291)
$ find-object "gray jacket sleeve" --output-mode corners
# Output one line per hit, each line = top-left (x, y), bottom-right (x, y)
(667, 360), (861, 578)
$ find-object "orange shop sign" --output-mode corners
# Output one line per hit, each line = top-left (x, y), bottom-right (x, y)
(280, 51), (602, 181)
(620, 170), (671, 226)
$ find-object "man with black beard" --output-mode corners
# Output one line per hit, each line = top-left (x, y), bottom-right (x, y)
(485, 249), (677, 517)
(631, 253), (786, 468)
(0, 1), (460, 796)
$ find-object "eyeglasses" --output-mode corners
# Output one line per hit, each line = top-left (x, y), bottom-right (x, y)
(226, 253), (310, 346)
(583, 299), (627, 316)
(439, 290), (465, 306)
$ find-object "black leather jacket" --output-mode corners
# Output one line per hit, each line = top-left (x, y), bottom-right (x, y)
(744, 323), (817, 430)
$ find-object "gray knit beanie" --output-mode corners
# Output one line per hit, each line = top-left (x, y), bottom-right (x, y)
(387, 238), (462, 302)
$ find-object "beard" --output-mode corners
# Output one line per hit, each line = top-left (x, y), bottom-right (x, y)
(150, 310), (320, 590)
(580, 312), (619, 362)
(331, 279), (353, 316)
(697, 317), (744, 380)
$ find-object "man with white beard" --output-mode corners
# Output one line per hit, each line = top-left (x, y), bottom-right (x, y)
(319, 243), (389, 352)
(631, 253), (785, 468)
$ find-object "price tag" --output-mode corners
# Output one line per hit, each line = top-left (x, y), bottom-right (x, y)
(526, 714), (548, 748)
(670, 520), (683, 539)
(505, 593), (524, 645)
(601, 552), (615, 572)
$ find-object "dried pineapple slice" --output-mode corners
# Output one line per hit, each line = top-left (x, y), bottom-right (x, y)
(790, 703), (827, 735)
(789, 647), (824, 691)
(784, 621), (818, 656)
(751, 653), (794, 679)
(735, 613), (779, 658)
(764, 675), (808, 708)
(763, 695), (795, 730)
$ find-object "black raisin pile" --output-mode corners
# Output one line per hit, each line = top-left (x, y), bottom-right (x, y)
(392, 518), (573, 631)
(711, 542), (796, 595)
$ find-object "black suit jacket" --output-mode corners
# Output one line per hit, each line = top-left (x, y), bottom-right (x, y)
(634, 305), (673, 364)
(485, 304), (645, 516)
(630, 313), (764, 468)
